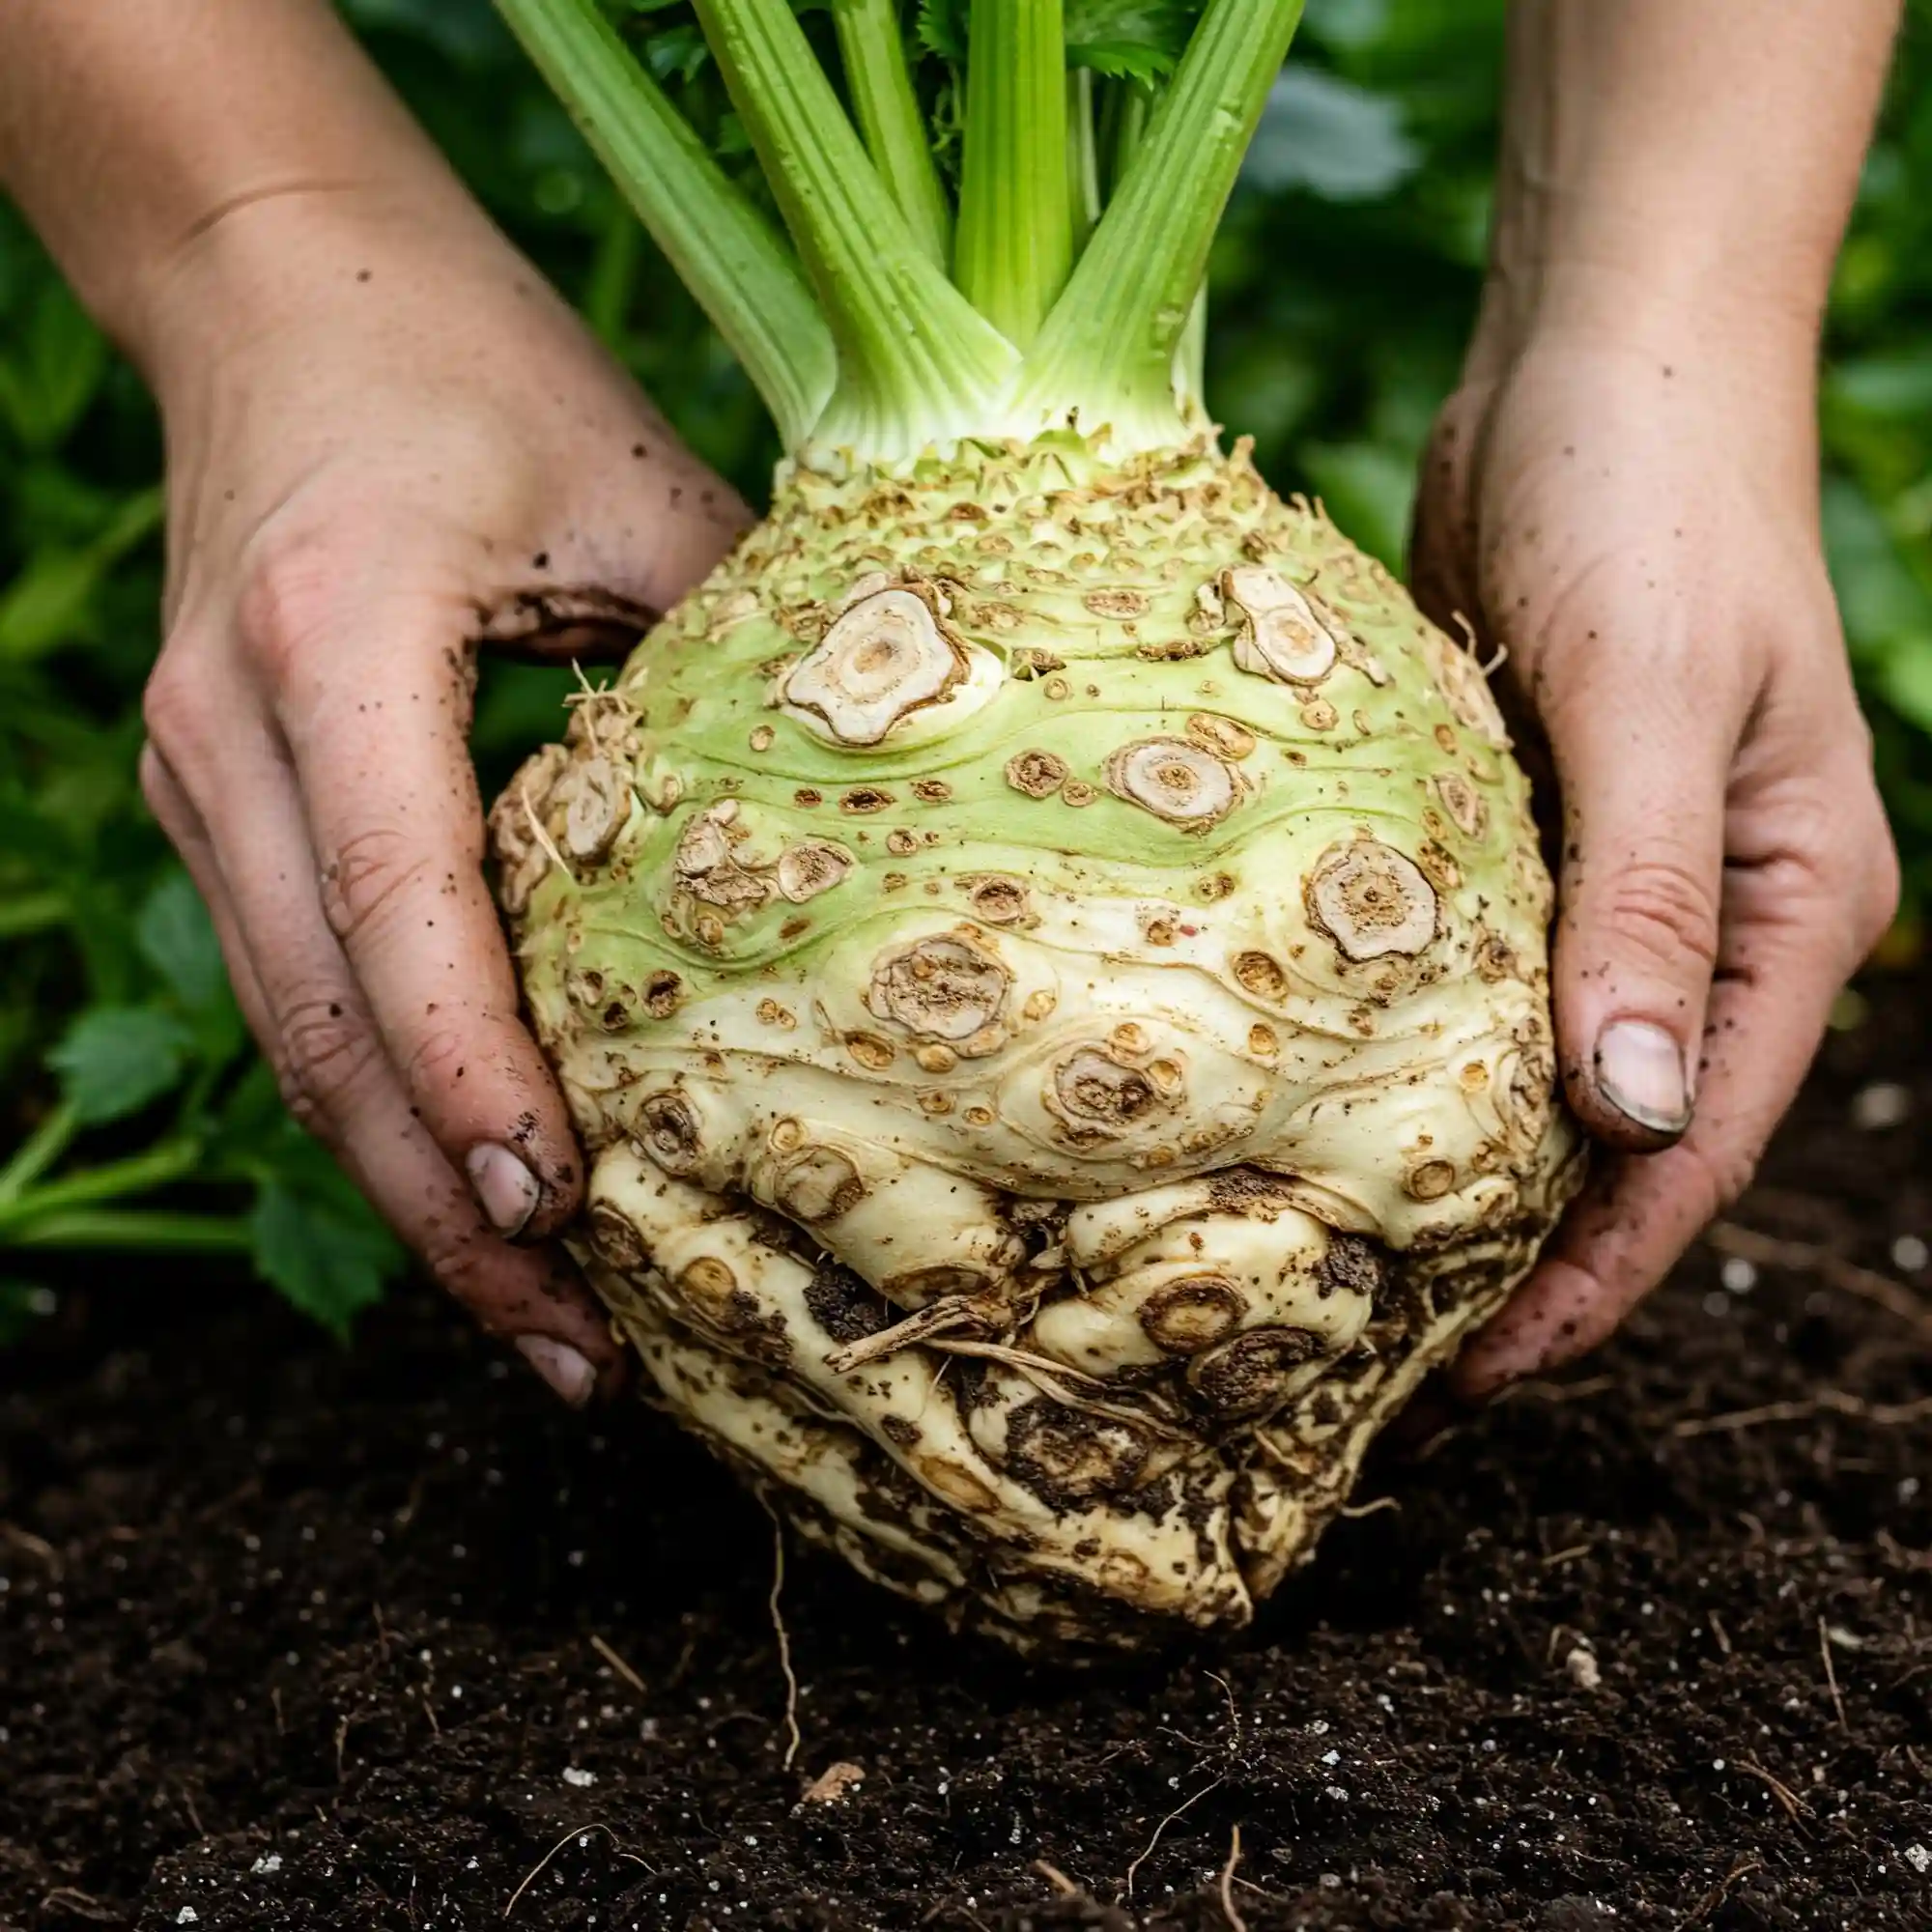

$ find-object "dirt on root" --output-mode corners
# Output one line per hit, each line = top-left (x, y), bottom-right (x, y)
(6, 977), (1932, 1932)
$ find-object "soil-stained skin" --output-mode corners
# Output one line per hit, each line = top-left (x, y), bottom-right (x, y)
(3, 970), (1929, 1927)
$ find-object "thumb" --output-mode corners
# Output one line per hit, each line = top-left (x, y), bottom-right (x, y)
(1546, 682), (1730, 1152)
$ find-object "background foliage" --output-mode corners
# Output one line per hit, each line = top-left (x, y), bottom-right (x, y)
(3, 0), (1931, 1339)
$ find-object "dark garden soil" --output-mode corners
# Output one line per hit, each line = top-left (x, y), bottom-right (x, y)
(7, 980), (1932, 1932)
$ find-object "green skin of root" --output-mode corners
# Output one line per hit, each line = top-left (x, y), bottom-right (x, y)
(491, 432), (1581, 1653)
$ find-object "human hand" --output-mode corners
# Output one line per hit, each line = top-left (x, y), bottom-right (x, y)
(135, 191), (747, 1402)
(1410, 318), (1898, 1401)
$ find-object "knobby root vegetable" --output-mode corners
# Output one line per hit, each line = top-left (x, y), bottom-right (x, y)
(491, 435), (1582, 1650)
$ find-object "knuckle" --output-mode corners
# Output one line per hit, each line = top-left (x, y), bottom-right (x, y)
(141, 654), (210, 767)
(1853, 829), (1903, 955)
(419, 1226), (513, 1324)
(272, 994), (385, 1136)
(399, 1018), (487, 1095)
(137, 740), (184, 826)
(318, 823), (436, 949)
(1589, 855), (1721, 981)
(235, 522), (351, 688)
(1675, 1132), (1761, 1223)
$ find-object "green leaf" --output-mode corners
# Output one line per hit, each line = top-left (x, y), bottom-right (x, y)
(1823, 475), (1932, 657)
(1242, 68), (1420, 201)
(646, 21), (711, 81)
(1065, 0), (1198, 79)
(49, 1007), (195, 1124)
(1300, 0), (1389, 51)
(248, 1177), (400, 1340)
(0, 485), (164, 666)
(916, 0), (968, 61)
(0, 280), (108, 452)
(1829, 352), (1932, 419)
(135, 869), (236, 1015)
(1879, 638), (1932, 739)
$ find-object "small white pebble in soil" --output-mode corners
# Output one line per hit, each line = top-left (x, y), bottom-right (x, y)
(251, 1855), (282, 1875)
(1564, 1647), (1602, 1691)
(1852, 1081), (1913, 1131)
(1321, 1749), (1341, 1765)
(1894, 1235), (1930, 1272)
(1905, 1844), (1930, 1875)
(562, 1767), (597, 1788)
(1305, 1719), (1330, 1735)
(1720, 1258), (1757, 1293)
(1901, 1477), (1921, 1503)
(176, 1913), (198, 1926)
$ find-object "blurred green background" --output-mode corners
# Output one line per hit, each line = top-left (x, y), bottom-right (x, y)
(4, 0), (1931, 1338)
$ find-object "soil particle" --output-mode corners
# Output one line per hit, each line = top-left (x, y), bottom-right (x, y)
(5, 977), (1932, 1928)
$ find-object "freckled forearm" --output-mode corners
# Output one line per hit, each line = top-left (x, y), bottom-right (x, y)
(0, 0), (477, 371)
(1479, 0), (1899, 367)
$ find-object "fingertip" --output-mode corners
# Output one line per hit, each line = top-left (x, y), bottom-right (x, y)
(462, 1115), (584, 1242)
(516, 1334), (597, 1407)
(466, 1140), (541, 1237)
(1448, 1255), (1612, 1404)
(1564, 1015), (1695, 1152)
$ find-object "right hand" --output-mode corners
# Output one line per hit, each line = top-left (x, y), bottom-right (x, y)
(1409, 319), (1898, 1401)
(137, 189), (747, 1403)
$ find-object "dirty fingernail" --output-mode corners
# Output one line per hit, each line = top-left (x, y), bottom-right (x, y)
(466, 1143), (540, 1236)
(516, 1335), (596, 1407)
(1593, 1018), (1691, 1136)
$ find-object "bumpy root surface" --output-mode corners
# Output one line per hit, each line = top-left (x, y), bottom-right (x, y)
(492, 433), (1581, 1654)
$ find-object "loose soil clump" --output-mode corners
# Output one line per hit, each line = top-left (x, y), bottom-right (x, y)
(4, 976), (1932, 1930)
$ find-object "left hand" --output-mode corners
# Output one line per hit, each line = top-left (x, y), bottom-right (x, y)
(1409, 321), (1899, 1401)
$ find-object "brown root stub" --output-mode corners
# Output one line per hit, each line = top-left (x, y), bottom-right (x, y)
(1139, 1276), (1247, 1354)
(497, 436), (1583, 1659)
(779, 583), (993, 746)
(1433, 770), (1488, 839)
(1105, 738), (1241, 830)
(1005, 1401), (1151, 1508)
(1007, 749), (1068, 797)
(1224, 565), (1339, 684)
(776, 840), (855, 903)
(637, 1090), (704, 1176)
(1187, 1326), (1325, 1420)
(1306, 838), (1438, 962)
(866, 929), (1010, 1048)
